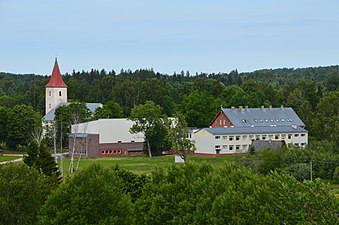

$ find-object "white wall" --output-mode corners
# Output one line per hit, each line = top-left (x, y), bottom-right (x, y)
(71, 119), (144, 144)
(194, 130), (308, 155)
(45, 87), (67, 114)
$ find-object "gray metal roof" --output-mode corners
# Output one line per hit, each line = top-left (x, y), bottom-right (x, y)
(43, 102), (102, 121)
(222, 107), (305, 127)
(202, 126), (307, 135)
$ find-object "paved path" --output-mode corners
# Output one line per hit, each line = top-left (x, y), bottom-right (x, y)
(0, 156), (24, 165)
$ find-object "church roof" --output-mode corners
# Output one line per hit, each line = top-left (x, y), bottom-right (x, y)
(43, 102), (102, 121)
(45, 58), (67, 88)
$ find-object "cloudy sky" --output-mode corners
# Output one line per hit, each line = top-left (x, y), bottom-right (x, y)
(0, 0), (338, 75)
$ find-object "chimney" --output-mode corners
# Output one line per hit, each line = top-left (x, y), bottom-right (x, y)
(245, 106), (248, 110)
(231, 106), (235, 110)
(269, 105), (272, 109)
(280, 105), (284, 109)
(261, 105), (264, 109)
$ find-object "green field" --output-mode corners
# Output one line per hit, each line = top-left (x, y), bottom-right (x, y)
(58, 154), (238, 175)
(0, 156), (22, 163)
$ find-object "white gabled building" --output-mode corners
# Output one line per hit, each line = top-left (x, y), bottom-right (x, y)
(194, 106), (309, 156)
(194, 126), (308, 155)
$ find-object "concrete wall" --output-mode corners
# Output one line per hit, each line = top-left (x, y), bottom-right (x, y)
(194, 130), (308, 155)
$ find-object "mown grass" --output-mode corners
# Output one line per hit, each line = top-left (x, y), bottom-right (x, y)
(0, 156), (22, 162)
(329, 184), (339, 198)
(58, 154), (238, 175)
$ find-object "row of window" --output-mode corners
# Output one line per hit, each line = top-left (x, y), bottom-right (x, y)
(215, 145), (248, 151)
(101, 149), (122, 154)
(215, 133), (306, 141)
(215, 142), (307, 151)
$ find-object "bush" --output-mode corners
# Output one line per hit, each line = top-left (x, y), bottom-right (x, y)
(134, 162), (339, 224)
(38, 164), (133, 225)
(0, 163), (51, 225)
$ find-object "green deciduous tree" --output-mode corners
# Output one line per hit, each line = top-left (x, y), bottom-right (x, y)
(92, 100), (123, 120)
(6, 104), (41, 148)
(129, 101), (169, 157)
(179, 91), (219, 127)
(312, 91), (339, 146)
(0, 163), (52, 225)
(38, 164), (132, 225)
(54, 102), (91, 148)
(167, 113), (195, 161)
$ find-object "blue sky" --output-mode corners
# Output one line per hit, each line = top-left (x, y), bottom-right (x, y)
(1, 0), (338, 75)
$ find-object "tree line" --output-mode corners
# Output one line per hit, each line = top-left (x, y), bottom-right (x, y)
(0, 66), (338, 149)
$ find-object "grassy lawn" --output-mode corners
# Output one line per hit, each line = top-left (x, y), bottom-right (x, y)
(329, 184), (339, 198)
(58, 154), (238, 175)
(0, 156), (22, 163)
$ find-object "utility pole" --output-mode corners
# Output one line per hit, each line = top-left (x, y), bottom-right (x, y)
(310, 160), (313, 181)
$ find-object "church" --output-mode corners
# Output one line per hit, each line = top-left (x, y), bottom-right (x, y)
(43, 58), (102, 122)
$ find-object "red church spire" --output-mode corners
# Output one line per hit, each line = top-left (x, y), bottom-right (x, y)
(45, 58), (67, 87)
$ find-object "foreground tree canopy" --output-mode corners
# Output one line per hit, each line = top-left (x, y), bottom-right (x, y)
(0, 162), (334, 225)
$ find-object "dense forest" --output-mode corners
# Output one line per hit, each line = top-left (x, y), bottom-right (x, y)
(0, 65), (338, 147)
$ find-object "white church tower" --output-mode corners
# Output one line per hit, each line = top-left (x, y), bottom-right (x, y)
(45, 58), (67, 115)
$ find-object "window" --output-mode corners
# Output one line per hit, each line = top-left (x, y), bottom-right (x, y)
(255, 135), (260, 140)
(222, 145), (227, 149)
(262, 135), (267, 140)
(288, 134), (292, 139)
(109, 150), (112, 154)
(301, 134), (306, 137)
(49, 104), (51, 109)
(294, 134), (299, 137)
(222, 136), (227, 140)
(281, 134), (286, 139)
(300, 143), (306, 146)
(131, 140), (135, 142)
(268, 135), (273, 139)
(59, 91), (62, 96)
(242, 135), (247, 140)
(101, 150), (105, 154)
(118, 150), (121, 154)
(215, 145), (221, 150)
(242, 145), (247, 150)
(236, 145), (240, 150)
(229, 136), (234, 141)
(236, 136), (240, 141)
(219, 120), (222, 125)
(249, 135), (254, 139)
(275, 135), (279, 140)
(223, 120), (226, 125)
(114, 150), (117, 154)
(215, 136), (220, 139)
(105, 150), (109, 154)
(229, 145), (234, 151)
(118, 141), (121, 143)
(49, 91), (51, 96)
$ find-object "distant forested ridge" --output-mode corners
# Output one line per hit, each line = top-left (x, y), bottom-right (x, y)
(0, 66), (338, 145)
